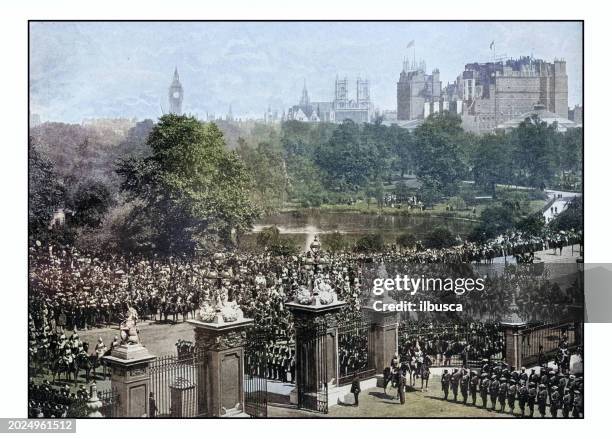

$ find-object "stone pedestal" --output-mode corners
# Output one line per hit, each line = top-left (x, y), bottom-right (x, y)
(286, 300), (347, 408)
(187, 317), (254, 417)
(364, 307), (399, 374)
(106, 344), (156, 418)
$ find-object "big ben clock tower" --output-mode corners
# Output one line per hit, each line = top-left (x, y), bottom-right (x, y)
(168, 67), (184, 115)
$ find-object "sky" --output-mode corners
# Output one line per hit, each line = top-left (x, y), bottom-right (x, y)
(29, 21), (583, 123)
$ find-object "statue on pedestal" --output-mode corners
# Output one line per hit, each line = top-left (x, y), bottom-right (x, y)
(119, 306), (140, 345)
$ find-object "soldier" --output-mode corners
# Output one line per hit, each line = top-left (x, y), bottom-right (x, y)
(460, 369), (470, 404)
(537, 384), (548, 418)
(519, 367), (528, 383)
(441, 369), (450, 400)
(469, 371), (479, 405)
(518, 381), (529, 417)
(572, 390), (583, 418)
(527, 382), (537, 418)
(507, 379), (517, 415)
(549, 386), (561, 418)
(451, 368), (460, 402)
(498, 377), (508, 413)
(562, 388), (572, 418)
(398, 371), (406, 405)
(289, 350), (296, 384)
(479, 373), (490, 409)
(350, 373), (361, 407)
(489, 375), (500, 411)
(421, 365), (430, 392)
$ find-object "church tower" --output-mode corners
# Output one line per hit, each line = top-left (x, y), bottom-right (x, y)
(168, 67), (184, 115)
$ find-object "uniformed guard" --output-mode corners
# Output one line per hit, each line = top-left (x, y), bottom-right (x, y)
(572, 390), (582, 418)
(518, 382), (529, 417)
(441, 369), (450, 400)
(479, 373), (490, 409)
(469, 371), (479, 405)
(507, 379), (517, 415)
(489, 375), (500, 411)
(549, 386), (561, 418)
(460, 369), (470, 404)
(498, 377), (508, 413)
(562, 388), (572, 418)
(527, 382), (537, 418)
(451, 368), (460, 402)
(537, 383), (548, 418)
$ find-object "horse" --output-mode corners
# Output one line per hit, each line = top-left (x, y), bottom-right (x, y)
(73, 350), (94, 383)
(50, 355), (77, 384)
(382, 363), (410, 395)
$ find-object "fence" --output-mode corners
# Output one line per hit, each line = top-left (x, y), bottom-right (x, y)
(149, 350), (207, 417)
(337, 318), (375, 385)
(520, 321), (579, 366)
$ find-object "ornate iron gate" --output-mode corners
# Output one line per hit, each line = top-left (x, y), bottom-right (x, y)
(296, 323), (328, 414)
(244, 329), (268, 418)
(337, 318), (375, 385)
(149, 350), (207, 417)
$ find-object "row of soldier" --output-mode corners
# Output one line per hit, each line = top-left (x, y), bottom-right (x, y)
(439, 359), (583, 417)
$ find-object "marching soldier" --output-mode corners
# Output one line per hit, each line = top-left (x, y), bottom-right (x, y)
(527, 382), (537, 418)
(441, 369), (450, 400)
(460, 369), (470, 404)
(518, 381), (529, 417)
(549, 386), (561, 418)
(498, 377), (508, 413)
(470, 371), (479, 405)
(507, 379), (517, 415)
(572, 390), (583, 418)
(489, 375), (500, 411)
(479, 373), (490, 409)
(537, 384), (548, 418)
(451, 368), (460, 402)
(562, 388), (572, 418)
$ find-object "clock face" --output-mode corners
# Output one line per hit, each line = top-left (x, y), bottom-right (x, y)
(173, 91), (180, 99)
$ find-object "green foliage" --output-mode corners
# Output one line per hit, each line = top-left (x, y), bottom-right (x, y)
(69, 180), (113, 228)
(516, 213), (546, 236)
(549, 197), (583, 232)
(423, 226), (457, 249)
(354, 233), (385, 252)
(396, 232), (417, 249)
(116, 115), (260, 254)
(255, 226), (297, 256)
(28, 143), (65, 237)
(322, 231), (349, 253)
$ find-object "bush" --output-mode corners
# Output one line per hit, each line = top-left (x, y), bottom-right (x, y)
(354, 233), (385, 252)
(322, 231), (348, 253)
(423, 226), (456, 249)
(396, 232), (417, 249)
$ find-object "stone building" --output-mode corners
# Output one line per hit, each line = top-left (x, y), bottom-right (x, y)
(396, 60), (442, 121)
(453, 56), (568, 133)
(569, 104), (583, 125)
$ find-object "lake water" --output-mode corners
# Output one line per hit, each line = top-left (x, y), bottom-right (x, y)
(244, 210), (476, 251)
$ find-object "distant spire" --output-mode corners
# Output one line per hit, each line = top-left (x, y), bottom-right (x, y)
(300, 79), (310, 107)
(173, 66), (179, 81)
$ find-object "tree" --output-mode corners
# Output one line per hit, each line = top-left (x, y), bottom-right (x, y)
(69, 180), (113, 228)
(116, 115), (259, 254)
(423, 226), (456, 249)
(323, 231), (349, 253)
(473, 132), (513, 196)
(29, 142), (65, 237)
(413, 112), (468, 202)
(354, 233), (385, 252)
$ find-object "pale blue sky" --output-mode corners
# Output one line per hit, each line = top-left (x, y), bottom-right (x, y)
(30, 21), (583, 123)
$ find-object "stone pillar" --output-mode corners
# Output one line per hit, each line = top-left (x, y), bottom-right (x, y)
(364, 307), (399, 374)
(106, 344), (156, 418)
(188, 317), (254, 417)
(501, 323), (526, 370)
(286, 300), (347, 407)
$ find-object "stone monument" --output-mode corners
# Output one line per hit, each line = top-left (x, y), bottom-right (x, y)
(187, 293), (254, 417)
(106, 307), (156, 417)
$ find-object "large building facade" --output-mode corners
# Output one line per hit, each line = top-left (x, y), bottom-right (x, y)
(455, 57), (568, 133)
(396, 60), (442, 121)
(286, 77), (371, 124)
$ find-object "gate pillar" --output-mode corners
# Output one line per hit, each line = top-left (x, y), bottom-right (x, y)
(188, 317), (254, 417)
(364, 307), (399, 374)
(286, 300), (347, 411)
(501, 296), (527, 370)
(106, 344), (156, 418)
